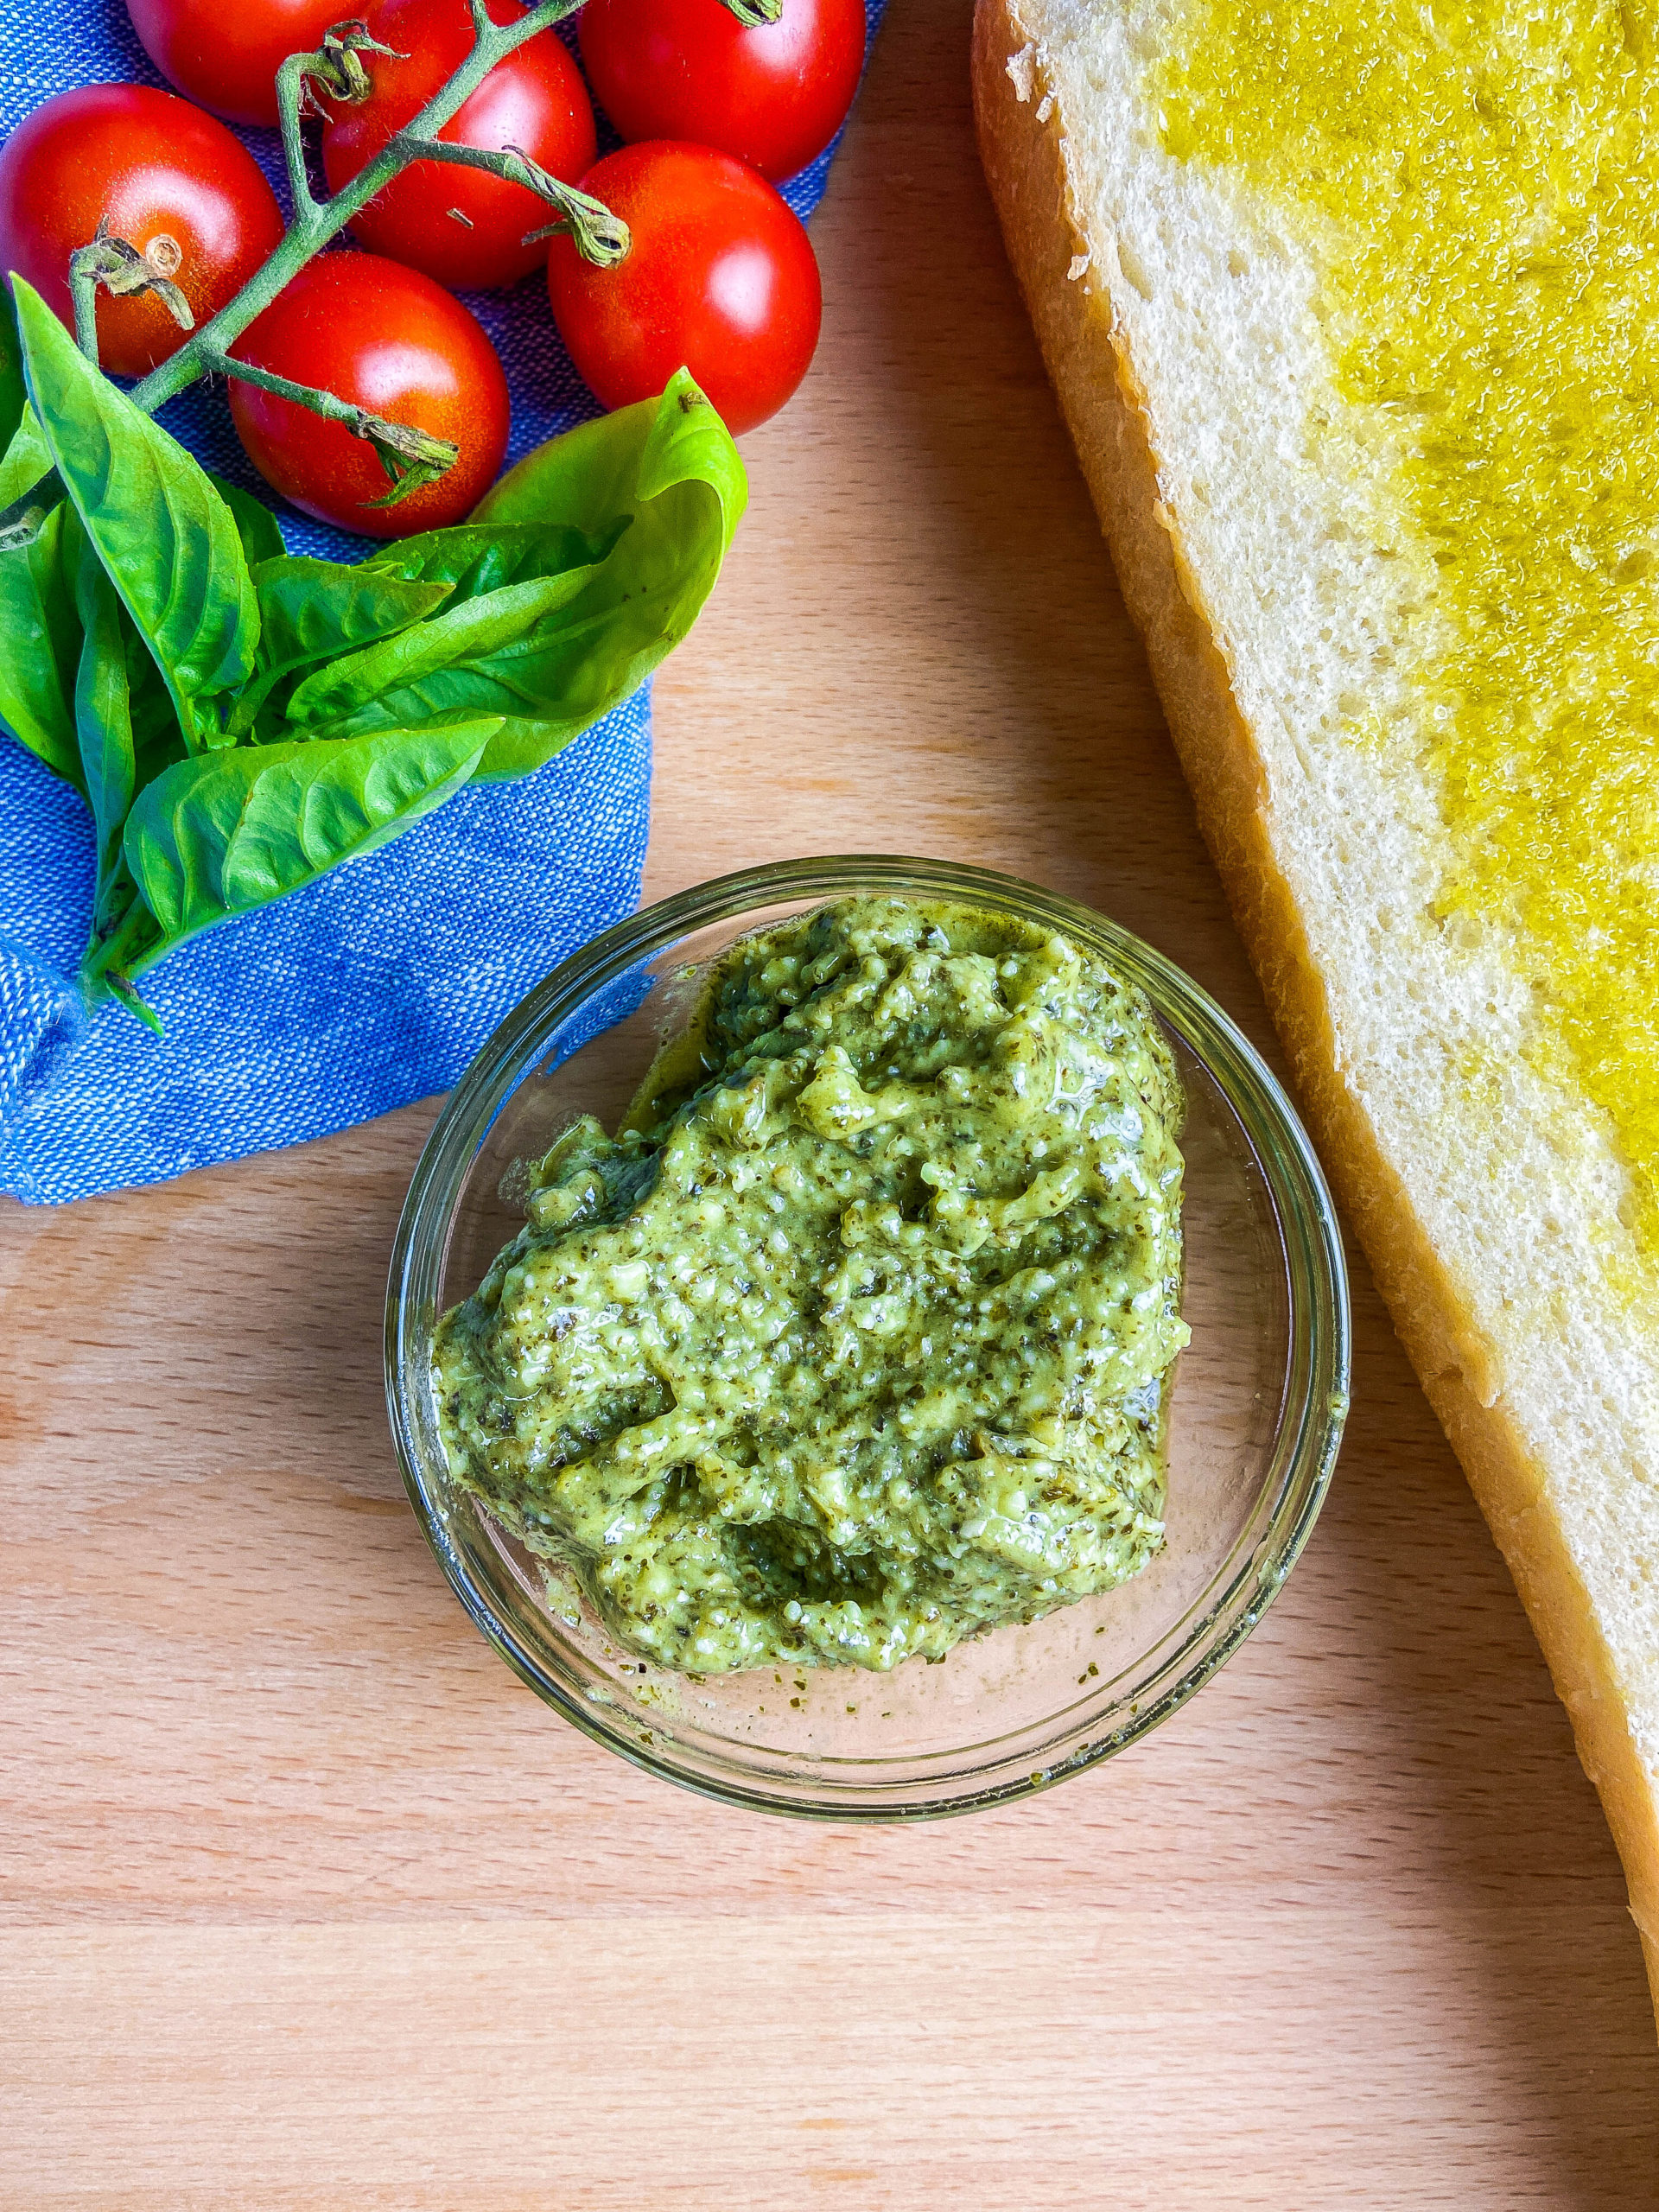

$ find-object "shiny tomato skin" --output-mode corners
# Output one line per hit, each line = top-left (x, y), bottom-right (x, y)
(227, 252), (510, 537)
(126, 0), (347, 129)
(580, 0), (865, 181)
(322, 0), (598, 292)
(0, 84), (285, 378)
(546, 143), (821, 436)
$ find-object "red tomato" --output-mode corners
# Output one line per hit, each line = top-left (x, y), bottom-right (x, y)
(321, 0), (597, 293)
(546, 143), (821, 436)
(0, 84), (284, 378)
(581, 0), (864, 181)
(227, 253), (510, 536)
(126, 0), (348, 130)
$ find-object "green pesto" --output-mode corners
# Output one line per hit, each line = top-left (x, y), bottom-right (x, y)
(434, 896), (1190, 1674)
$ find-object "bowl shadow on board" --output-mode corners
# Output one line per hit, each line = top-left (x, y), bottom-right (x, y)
(830, 2), (1659, 2192)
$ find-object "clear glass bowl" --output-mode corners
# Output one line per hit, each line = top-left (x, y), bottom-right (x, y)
(385, 858), (1351, 1818)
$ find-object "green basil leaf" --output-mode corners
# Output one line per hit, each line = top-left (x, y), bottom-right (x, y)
(0, 499), (82, 788)
(129, 633), (189, 788)
(459, 368), (747, 779)
(480, 369), (746, 552)
(253, 556), (453, 683)
(68, 497), (186, 769)
(284, 569), (606, 734)
(229, 556), (453, 738)
(292, 373), (744, 777)
(71, 528), (138, 931)
(123, 716), (501, 954)
(360, 518), (624, 601)
(12, 277), (257, 747)
(0, 402), (54, 511)
(211, 476), (286, 568)
(0, 283), (25, 465)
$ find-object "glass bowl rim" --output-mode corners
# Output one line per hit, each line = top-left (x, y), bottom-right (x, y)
(385, 855), (1351, 1820)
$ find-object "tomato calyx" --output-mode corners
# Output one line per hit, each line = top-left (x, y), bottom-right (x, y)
(717, 0), (785, 22)
(291, 19), (408, 114)
(67, 217), (196, 362)
(354, 411), (461, 506)
(510, 155), (632, 264)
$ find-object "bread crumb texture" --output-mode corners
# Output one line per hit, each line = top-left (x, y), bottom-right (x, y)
(982, 0), (1659, 1910)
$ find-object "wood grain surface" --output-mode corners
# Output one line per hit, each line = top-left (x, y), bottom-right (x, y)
(4, 4), (1659, 2203)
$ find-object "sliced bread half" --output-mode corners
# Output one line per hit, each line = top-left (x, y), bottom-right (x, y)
(973, 0), (1659, 2016)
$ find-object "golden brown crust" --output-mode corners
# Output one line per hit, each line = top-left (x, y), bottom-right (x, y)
(970, 0), (1659, 2017)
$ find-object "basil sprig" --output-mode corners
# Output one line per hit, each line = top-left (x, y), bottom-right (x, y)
(0, 276), (747, 1027)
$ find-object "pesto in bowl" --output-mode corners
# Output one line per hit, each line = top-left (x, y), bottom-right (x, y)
(387, 856), (1349, 1820)
(433, 896), (1189, 1675)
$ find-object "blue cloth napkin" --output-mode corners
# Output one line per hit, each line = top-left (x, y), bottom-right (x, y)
(0, 0), (882, 1202)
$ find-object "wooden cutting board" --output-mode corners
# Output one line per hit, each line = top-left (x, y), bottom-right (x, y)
(3, 4), (1656, 2202)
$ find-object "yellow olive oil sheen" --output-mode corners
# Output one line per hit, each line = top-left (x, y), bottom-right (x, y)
(435, 898), (1188, 1674)
(1154, 0), (1659, 1232)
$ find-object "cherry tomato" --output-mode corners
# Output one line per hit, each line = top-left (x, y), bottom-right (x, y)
(581, 0), (865, 182)
(321, 0), (597, 293)
(126, 0), (348, 130)
(227, 252), (510, 536)
(0, 85), (284, 378)
(546, 142), (821, 436)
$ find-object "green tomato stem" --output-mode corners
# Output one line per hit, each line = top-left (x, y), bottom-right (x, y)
(0, 472), (62, 548)
(396, 136), (632, 265)
(276, 52), (322, 222)
(276, 22), (410, 219)
(127, 0), (590, 421)
(79, 892), (163, 1024)
(207, 345), (394, 431)
(205, 346), (461, 504)
(67, 253), (101, 365)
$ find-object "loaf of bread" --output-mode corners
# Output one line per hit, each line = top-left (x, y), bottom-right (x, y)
(973, 0), (1659, 2014)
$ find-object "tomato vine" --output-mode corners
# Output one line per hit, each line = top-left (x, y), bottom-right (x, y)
(0, 0), (628, 543)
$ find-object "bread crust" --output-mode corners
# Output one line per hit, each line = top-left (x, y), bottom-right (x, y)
(971, 0), (1659, 2017)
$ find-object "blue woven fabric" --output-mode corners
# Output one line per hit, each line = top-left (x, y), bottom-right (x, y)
(0, 0), (881, 1202)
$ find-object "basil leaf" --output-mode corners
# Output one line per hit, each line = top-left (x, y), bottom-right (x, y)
(74, 502), (188, 776)
(253, 556), (453, 682)
(360, 518), (623, 601)
(12, 277), (257, 748)
(211, 476), (286, 568)
(0, 402), (54, 511)
(230, 556), (454, 738)
(65, 510), (189, 1034)
(0, 500), (82, 788)
(71, 530), (139, 932)
(7, 365), (745, 1014)
(461, 368), (747, 779)
(289, 373), (743, 776)
(129, 632), (189, 788)
(480, 369), (746, 550)
(0, 283), (24, 464)
(284, 569), (606, 734)
(123, 717), (501, 956)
